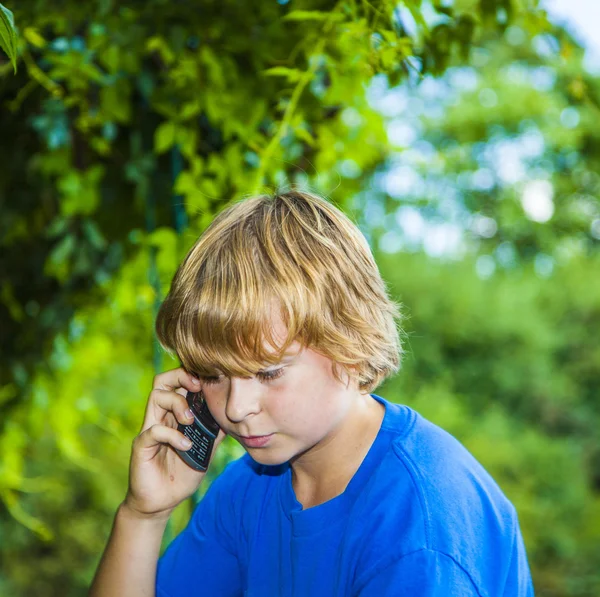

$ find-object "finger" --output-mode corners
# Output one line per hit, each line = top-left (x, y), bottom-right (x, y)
(141, 387), (197, 432)
(152, 367), (201, 394)
(141, 368), (200, 429)
(134, 423), (194, 454)
(155, 388), (197, 426)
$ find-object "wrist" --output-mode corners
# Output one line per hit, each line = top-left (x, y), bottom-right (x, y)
(118, 500), (173, 525)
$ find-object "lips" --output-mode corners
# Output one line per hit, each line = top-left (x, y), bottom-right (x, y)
(238, 434), (274, 448)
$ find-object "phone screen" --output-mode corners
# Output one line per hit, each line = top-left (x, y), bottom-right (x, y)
(174, 390), (220, 471)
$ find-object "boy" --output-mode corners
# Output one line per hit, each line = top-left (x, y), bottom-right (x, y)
(90, 189), (534, 596)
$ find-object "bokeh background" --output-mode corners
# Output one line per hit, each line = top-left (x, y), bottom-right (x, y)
(1, 1), (599, 595)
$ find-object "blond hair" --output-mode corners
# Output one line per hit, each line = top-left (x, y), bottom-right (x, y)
(155, 188), (404, 394)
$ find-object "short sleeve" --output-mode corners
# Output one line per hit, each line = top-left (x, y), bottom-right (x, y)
(354, 549), (481, 597)
(156, 464), (245, 597)
(503, 525), (535, 597)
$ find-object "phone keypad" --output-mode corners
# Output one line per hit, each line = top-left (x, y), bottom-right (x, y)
(175, 390), (218, 471)
(182, 421), (214, 466)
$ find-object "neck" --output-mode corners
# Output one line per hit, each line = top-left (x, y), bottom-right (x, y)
(289, 394), (385, 509)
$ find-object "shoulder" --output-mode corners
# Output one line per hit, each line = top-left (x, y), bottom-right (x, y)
(390, 407), (518, 541)
(353, 401), (521, 595)
(371, 402), (517, 543)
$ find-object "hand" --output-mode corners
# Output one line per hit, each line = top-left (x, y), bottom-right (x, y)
(123, 367), (227, 519)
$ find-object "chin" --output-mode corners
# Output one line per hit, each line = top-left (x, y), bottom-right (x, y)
(245, 450), (289, 467)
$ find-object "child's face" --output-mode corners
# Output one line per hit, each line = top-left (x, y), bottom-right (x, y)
(200, 313), (362, 467)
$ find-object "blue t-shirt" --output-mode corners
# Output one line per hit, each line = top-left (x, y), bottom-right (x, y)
(156, 394), (534, 596)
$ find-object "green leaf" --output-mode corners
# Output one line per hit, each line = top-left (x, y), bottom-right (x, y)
(23, 27), (45, 49)
(100, 79), (132, 123)
(175, 127), (197, 157)
(294, 126), (316, 147)
(261, 66), (303, 83)
(180, 100), (201, 120)
(154, 121), (176, 154)
(154, 121), (177, 153)
(1, 488), (53, 541)
(44, 234), (76, 283)
(283, 10), (329, 21)
(82, 219), (108, 250)
(283, 10), (345, 22)
(0, 3), (17, 73)
(404, 0), (429, 34)
(174, 170), (196, 194)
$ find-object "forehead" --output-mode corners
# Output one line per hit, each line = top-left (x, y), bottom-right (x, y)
(258, 301), (302, 359)
(199, 300), (305, 373)
(220, 345), (303, 373)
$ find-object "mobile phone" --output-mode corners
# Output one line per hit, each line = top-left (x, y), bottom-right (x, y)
(174, 389), (220, 471)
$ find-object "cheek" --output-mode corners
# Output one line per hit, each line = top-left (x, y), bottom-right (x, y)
(203, 392), (227, 422)
(263, 390), (310, 432)
(273, 391), (334, 436)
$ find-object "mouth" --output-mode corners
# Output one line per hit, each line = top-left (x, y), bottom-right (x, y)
(237, 433), (274, 448)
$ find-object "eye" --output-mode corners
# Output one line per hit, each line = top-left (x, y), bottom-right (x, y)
(199, 375), (223, 385)
(199, 369), (285, 385)
(256, 368), (285, 383)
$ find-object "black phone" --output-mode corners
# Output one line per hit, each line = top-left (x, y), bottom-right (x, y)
(175, 389), (220, 471)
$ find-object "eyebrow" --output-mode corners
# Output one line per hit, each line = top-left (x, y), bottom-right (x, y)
(259, 352), (298, 368)
(206, 350), (299, 376)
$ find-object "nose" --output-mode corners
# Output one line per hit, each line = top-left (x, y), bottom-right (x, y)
(224, 378), (262, 423)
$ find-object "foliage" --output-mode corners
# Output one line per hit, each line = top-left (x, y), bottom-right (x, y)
(359, 11), (600, 263)
(378, 249), (600, 596)
(2, 1), (596, 596)
(2, 244), (599, 596)
(0, 2), (17, 72)
(0, 0), (537, 396)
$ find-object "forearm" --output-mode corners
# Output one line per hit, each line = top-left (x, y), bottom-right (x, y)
(89, 502), (171, 597)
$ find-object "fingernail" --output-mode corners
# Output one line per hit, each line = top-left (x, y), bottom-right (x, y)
(181, 437), (192, 448)
(191, 377), (200, 384)
(185, 409), (194, 420)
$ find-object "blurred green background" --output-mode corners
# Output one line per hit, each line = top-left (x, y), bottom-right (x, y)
(1, 1), (599, 595)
